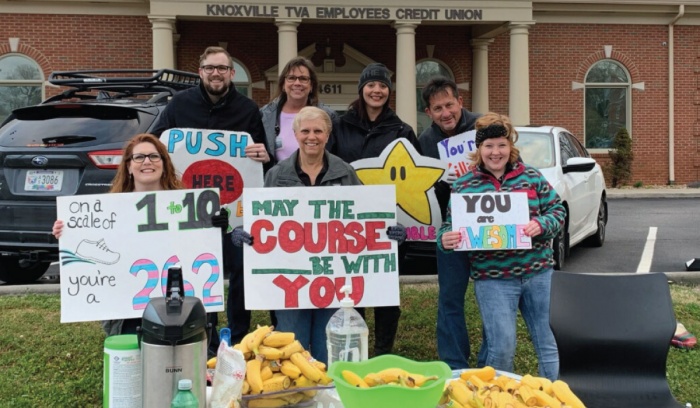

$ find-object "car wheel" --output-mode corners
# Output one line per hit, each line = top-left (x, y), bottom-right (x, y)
(584, 197), (607, 248)
(0, 257), (50, 284)
(553, 227), (568, 270)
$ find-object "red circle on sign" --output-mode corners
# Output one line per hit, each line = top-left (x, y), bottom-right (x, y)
(181, 159), (243, 204)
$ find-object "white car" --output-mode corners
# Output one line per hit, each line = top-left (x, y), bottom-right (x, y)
(515, 126), (608, 269)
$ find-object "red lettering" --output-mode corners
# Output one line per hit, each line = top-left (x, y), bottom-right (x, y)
(279, 220), (305, 253)
(309, 277), (335, 308)
(304, 222), (327, 253)
(344, 221), (366, 254)
(365, 221), (390, 250)
(272, 275), (309, 308)
(327, 220), (348, 253)
(252, 220), (276, 254)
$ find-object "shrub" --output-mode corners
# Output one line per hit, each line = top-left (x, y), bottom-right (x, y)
(608, 127), (633, 187)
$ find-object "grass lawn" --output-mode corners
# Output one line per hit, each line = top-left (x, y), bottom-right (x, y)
(0, 281), (698, 407)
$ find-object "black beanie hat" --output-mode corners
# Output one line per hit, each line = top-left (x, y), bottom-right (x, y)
(358, 63), (392, 93)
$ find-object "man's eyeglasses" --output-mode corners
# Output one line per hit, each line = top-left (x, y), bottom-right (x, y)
(131, 153), (162, 163)
(285, 75), (311, 84)
(200, 65), (232, 74)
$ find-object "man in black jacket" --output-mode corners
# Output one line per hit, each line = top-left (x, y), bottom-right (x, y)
(152, 46), (270, 352)
(418, 76), (480, 369)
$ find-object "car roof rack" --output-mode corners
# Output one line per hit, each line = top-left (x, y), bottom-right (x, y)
(46, 69), (200, 100)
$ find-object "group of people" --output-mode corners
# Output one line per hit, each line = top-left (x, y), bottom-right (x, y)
(53, 45), (565, 380)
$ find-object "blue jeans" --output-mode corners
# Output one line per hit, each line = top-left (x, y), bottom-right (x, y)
(436, 249), (472, 369)
(474, 269), (559, 381)
(275, 308), (337, 365)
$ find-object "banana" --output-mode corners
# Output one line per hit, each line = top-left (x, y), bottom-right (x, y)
(206, 356), (217, 369)
(280, 392), (305, 404)
(460, 366), (497, 382)
(552, 380), (585, 408)
(242, 380), (251, 395)
(409, 373), (439, 387)
(292, 375), (317, 389)
(447, 381), (472, 406)
(278, 340), (305, 359)
(262, 331), (295, 348)
(289, 352), (323, 383)
(248, 325), (273, 355)
(257, 345), (285, 360)
(246, 357), (264, 394)
(341, 369), (370, 388)
(536, 376), (553, 396)
(532, 388), (561, 408)
(235, 331), (256, 353)
(280, 359), (302, 379)
(465, 375), (488, 392)
(520, 374), (543, 392)
(363, 372), (385, 387)
(514, 384), (538, 406)
(376, 367), (411, 384)
(246, 398), (289, 407)
(262, 375), (291, 393)
(260, 365), (273, 381)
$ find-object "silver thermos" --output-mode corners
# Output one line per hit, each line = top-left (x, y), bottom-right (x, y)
(138, 266), (209, 408)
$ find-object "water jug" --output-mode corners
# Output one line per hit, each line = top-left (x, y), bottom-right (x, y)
(326, 285), (369, 366)
(139, 266), (209, 408)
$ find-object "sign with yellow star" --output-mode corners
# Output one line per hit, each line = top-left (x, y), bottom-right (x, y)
(351, 139), (448, 242)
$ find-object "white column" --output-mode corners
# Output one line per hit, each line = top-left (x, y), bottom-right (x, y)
(394, 22), (419, 132)
(508, 22), (534, 126)
(149, 16), (176, 69)
(471, 38), (494, 114)
(276, 19), (301, 75)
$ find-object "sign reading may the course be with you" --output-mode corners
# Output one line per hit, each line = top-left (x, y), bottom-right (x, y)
(243, 185), (399, 310)
(57, 189), (225, 323)
(451, 191), (532, 251)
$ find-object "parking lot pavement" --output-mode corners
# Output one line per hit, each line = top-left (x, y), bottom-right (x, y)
(607, 187), (700, 199)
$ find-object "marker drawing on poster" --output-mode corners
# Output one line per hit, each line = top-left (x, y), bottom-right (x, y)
(57, 188), (225, 323)
(242, 185), (399, 310)
(350, 139), (448, 243)
(450, 191), (532, 251)
(160, 127), (264, 230)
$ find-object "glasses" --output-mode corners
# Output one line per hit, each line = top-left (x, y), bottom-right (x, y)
(131, 153), (162, 163)
(200, 65), (232, 74)
(285, 75), (311, 84)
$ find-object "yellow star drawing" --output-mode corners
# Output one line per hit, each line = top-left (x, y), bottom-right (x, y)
(355, 141), (444, 225)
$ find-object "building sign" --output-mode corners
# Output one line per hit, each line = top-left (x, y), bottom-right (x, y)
(205, 4), (484, 21)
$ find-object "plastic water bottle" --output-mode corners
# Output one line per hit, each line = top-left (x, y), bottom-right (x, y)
(171, 379), (199, 408)
(326, 285), (369, 366)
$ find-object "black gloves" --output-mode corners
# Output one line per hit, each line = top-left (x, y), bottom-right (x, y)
(386, 224), (407, 245)
(232, 226), (254, 247)
(211, 208), (230, 231)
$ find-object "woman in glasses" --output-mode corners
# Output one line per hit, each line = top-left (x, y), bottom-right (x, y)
(51, 133), (229, 336)
(260, 57), (336, 165)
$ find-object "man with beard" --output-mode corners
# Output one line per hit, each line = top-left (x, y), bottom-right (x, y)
(152, 46), (268, 353)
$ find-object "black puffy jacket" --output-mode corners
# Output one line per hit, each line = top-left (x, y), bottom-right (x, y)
(327, 107), (421, 163)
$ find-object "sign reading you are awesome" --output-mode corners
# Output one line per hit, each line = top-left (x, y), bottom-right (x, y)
(451, 192), (532, 251)
(57, 189), (225, 323)
(243, 185), (399, 310)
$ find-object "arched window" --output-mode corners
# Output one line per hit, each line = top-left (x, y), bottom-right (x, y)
(415, 59), (453, 135)
(0, 54), (44, 124)
(584, 60), (631, 149)
(233, 59), (251, 98)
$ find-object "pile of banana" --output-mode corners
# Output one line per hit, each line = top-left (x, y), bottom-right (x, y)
(207, 325), (332, 408)
(439, 366), (585, 408)
(341, 367), (439, 388)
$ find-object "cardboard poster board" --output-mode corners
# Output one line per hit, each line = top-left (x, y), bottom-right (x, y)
(450, 191), (532, 251)
(57, 188), (225, 323)
(351, 139), (448, 244)
(242, 185), (399, 310)
(160, 128), (264, 230)
(437, 130), (477, 179)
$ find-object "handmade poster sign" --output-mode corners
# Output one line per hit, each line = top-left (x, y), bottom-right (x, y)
(437, 129), (476, 179)
(351, 139), (447, 244)
(242, 185), (399, 310)
(160, 128), (264, 230)
(450, 191), (532, 251)
(57, 188), (225, 323)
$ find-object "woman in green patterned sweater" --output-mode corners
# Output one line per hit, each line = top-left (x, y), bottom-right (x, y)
(437, 112), (565, 381)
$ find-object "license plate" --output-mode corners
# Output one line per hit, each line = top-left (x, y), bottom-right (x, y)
(24, 170), (64, 191)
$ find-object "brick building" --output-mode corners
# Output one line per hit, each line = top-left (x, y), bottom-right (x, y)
(2, 0), (699, 185)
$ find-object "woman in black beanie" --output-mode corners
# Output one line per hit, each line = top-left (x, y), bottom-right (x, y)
(327, 62), (421, 356)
